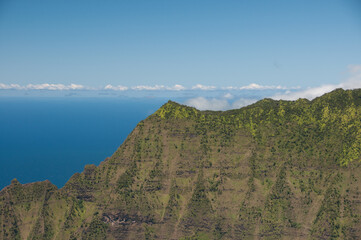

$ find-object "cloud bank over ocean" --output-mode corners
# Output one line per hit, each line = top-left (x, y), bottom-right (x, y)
(0, 83), (294, 92)
(0, 83), (87, 90)
(1, 65), (360, 111)
(0, 82), (291, 109)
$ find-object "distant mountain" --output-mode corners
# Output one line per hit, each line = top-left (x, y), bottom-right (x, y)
(1, 88), (361, 239)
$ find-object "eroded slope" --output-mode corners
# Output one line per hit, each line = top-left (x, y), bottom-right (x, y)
(1, 88), (361, 239)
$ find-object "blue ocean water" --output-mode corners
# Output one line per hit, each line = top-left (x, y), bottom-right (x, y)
(0, 97), (166, 190)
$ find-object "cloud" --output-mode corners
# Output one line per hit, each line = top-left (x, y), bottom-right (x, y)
(104, 84), (128, 91)
(131, 85), (164, 90)
(239, 83), (291, 90)
(0, 83), (23, 90)
(240, 83), (274, 90)
(169, 84), (186, 90)
(222, 83), (297, 90)
(131, 84), (185, 91)
(231, 98), (257, 108)
(222, 86), (239, 90)
(184, 97), (256, 111)
(0, 82), (301, 93)
(26, 83), (85, 90)
(0, 83), (85, 90)
(223, 93), (234, 99)
(272, 64), (361, 100)
(272, 85), (337, 100)
(191, 84), (216, 90)
(0, 83), (185, 91)
(69, 84), (84, 90)
(184, 97), (228, 110)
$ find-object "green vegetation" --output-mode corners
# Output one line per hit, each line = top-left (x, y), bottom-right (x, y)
(1, 88), (361, 239)
(82, 215), (108, 240)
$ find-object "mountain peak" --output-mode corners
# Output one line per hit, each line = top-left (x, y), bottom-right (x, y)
(154, 100), (199, 119)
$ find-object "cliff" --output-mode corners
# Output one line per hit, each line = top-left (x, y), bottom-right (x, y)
(1, 88), (361, 239)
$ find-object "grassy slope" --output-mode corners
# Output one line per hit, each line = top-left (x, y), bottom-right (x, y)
(1, 88), (361, 239)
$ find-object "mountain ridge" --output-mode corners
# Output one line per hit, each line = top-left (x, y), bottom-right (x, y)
(1, 88), (361, 239)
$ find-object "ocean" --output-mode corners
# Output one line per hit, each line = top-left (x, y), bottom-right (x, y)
(0, 97), (166, 190)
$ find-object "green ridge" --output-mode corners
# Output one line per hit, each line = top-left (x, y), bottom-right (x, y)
(1, 88), (361, 239)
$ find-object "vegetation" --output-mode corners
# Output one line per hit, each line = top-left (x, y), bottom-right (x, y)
(1, 88), (361, 239)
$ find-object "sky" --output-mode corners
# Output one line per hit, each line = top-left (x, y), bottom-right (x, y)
(0, 0), (361, 109)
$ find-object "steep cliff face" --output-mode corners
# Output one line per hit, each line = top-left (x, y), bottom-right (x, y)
(1, 88), (361, 240)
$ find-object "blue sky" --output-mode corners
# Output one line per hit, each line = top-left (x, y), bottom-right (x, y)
(0, 0), (361, 109)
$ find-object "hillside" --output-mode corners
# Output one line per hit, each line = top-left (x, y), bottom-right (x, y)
(1, 88), (361, 239)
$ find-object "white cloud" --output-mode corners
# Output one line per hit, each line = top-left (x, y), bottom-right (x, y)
(184, 97), (256, 111)
(104, 84), (128, 91)
(185, 97), (229, 110)
(130, 84), (186, 91)
(68, 84), (85, 90)
(26, 83), (86, 90)
(239, 83), (266, 90)
(272, 64), (361, 100)
(223, 93), (234, 99)
(222, 86), (239, 90)
(167, 84), (185, 90)
(0, 83), (86, 90)
(191, 84), (216, 90)
(131, 85), (164, 90)
(272, 85), (337, 100)
(4, 66), (359, 99)
(0, 83), (23, 90)
(222, 83), (297, 90)
(0, 82), (299, 93)
(231, 98), (257, 108)
(239, 83), (288, 90)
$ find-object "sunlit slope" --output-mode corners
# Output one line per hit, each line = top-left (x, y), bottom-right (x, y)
(1, 88), (361, 239)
